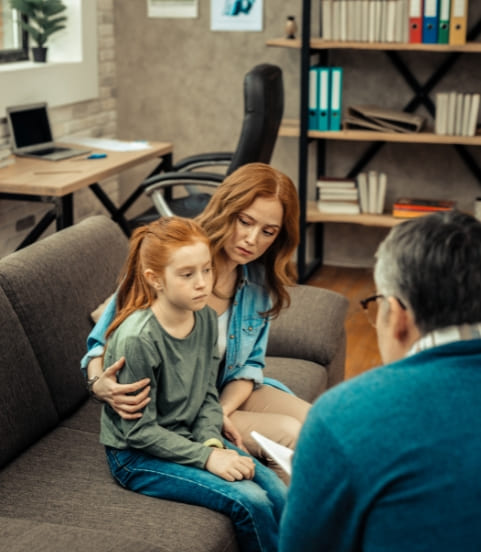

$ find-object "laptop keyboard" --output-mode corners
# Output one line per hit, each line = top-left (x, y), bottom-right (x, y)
(34, 147), (70, 155)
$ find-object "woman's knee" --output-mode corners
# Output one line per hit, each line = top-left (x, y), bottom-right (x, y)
(274, 415), (303, 448)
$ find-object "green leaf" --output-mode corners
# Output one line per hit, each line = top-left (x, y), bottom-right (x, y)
(8, 0), (68, 48)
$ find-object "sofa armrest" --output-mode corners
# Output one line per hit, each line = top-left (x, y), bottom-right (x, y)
(266, 285), (349, 390)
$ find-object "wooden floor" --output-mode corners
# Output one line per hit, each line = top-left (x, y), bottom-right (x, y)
(306, 265), (382, 380)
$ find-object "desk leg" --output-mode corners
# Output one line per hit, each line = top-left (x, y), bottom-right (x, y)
(55, 194), (73, 230)
(89, 182), (132, 237)
(15, 209), (57, 250)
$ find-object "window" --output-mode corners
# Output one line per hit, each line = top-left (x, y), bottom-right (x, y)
(0, 5), (28, 62)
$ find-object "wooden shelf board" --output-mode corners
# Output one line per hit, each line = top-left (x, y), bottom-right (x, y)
(307, 201), (401, 227)
(279, 120), (481, 145)
(266, 38), (481, 53)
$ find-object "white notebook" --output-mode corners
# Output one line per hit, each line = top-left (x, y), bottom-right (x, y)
(250, 431), (293, 476)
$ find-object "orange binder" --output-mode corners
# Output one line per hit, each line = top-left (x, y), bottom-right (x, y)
(449, 0), (468, 45)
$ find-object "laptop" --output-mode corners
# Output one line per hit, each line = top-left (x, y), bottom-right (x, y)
(6, 102), (89, 161)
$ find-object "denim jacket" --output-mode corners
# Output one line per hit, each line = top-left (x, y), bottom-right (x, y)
(218, 262), (271, 390)
(81, 262), (290, 393)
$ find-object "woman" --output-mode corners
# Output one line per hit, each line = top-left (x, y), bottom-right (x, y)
(82, 162), (310, 481)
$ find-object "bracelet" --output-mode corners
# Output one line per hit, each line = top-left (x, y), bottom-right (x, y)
(203, 438), (224, 449)
(86, 375), (102, 402)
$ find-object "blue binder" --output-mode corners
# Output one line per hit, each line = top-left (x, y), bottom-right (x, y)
(308, 66), (319, 131)
(318, 68), (330, 131)
(423, 0), (440, 43)
(329, 67), (343, 131)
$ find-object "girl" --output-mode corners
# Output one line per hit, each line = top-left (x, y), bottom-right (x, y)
(101, 216), (286, 552)
(83, 163), (310, 482)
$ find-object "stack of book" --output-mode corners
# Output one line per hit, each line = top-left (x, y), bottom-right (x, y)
(435, 92), (480, 137)
(316, 177), (360, 214)
(344, 104), (425, 133)
(357, 171), (387, 214)
(320, 0), (468, 45)
(309, 66), (343, 131)
(392, 197), (456, 218)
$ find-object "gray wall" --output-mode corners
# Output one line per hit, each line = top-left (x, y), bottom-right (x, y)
(114, 0), (481, 267)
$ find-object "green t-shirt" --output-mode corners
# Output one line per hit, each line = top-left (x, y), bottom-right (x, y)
(100, 305), (223, 469)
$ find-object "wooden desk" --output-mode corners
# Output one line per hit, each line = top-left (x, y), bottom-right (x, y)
(0, 141), (173, 249)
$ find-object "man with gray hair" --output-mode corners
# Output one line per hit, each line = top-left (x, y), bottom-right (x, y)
(279, 211), (481, 552)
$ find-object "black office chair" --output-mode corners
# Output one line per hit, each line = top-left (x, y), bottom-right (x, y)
(135, 63), (284, 221)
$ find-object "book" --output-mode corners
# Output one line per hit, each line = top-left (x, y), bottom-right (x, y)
(357, 172), (369, 213)
(250, 431), (293, 476)
(392, 197), (456, 217)
(446, 90), (457, 135)
(435, 92), (448, 135)
(316, 176), (357, 188)
(344, 105), (425, 133)
(368, 170), (378, 213)
(376, 172), (387, 214)
(467, 93), (480, 137)
(461, 93), (472, 136)
(318, 191), (359, 200)
(454, 92), (464, 136)
(317, 200), (361, 214)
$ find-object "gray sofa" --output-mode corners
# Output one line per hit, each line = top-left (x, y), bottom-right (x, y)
(0, 215), (348, 552)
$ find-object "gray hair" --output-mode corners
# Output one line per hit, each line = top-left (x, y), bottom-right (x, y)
(374, 210), (481, 334)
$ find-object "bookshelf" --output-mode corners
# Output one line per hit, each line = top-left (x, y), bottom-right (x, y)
(279, 119), (481, 145)
(267, 3), (481, 282)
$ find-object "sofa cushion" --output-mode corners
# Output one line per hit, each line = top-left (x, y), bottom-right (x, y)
(0, 286), (59, 469)
(0, 216), (128, 420)
(0, 517), (165, 552)
(264, 357), (328, 403)
(267, 285), (348, 389)
(0, 417), (238, 552)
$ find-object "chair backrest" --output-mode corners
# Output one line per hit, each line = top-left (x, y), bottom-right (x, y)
(227, 63), (284, 175)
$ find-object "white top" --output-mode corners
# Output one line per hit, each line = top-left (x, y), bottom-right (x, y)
(217, 306), (232, 360)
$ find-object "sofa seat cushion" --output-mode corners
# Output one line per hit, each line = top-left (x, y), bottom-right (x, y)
(0, 420), (238, 552)
(0, 517), (165, 552)
(264, 357), (328, 403)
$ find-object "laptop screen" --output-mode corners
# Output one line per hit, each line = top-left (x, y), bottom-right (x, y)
(7, 104), (53, 149)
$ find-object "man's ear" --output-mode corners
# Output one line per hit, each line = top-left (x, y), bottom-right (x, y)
(387, 297), (420, 347)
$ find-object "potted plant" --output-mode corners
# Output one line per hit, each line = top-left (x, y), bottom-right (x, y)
(9, 0), (67, 62)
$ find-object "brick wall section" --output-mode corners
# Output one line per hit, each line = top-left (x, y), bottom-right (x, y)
(0, 0), (118, 258)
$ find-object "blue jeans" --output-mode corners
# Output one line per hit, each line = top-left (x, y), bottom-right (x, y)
(105, 444), (287, 552)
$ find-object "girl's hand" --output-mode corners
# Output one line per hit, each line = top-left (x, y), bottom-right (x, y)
(92, 357), (151, 419)
(222, 414), (248, 452)
(205, 448), (255, 481)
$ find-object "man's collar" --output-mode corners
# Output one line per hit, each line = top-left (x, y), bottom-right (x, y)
(406, 323), (481, 357)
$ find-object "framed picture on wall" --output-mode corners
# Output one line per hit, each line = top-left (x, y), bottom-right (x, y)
(147, 0), (199, 18)
(211, 0), (263, 31)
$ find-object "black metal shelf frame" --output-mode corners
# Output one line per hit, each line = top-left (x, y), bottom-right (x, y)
(296, 1), (481, 283)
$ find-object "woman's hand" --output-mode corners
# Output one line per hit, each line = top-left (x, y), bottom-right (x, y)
(205, 448), (255, 481)
(222, 414), (248, 452)
(91, 357), (151, 419)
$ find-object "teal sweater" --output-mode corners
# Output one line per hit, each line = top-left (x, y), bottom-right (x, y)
(280, 339), (481, 552)
(100, 306), (223, 469)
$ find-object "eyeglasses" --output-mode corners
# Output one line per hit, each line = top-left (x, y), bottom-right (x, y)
(360, 294), (407, 327)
